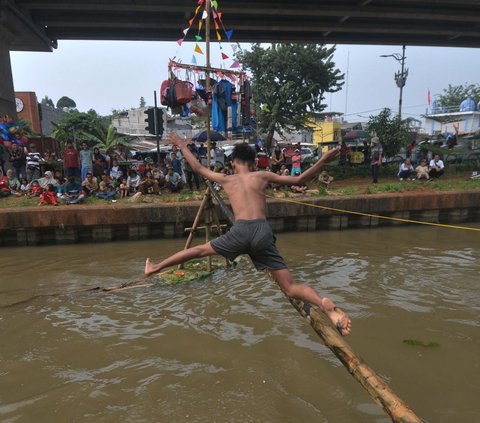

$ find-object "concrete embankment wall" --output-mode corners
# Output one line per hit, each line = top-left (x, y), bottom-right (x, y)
(0, 191), (479, 247)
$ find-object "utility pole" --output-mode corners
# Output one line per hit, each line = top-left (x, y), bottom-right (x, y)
(380, 45), (408, 119)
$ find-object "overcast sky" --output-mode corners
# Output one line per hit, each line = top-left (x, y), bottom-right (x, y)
(10, 40), (480, 126)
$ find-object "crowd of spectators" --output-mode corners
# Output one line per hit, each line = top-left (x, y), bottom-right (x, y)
(0, 137), (462, 204)
(0, 141), (207, 205)
(397, 154), (445, 181)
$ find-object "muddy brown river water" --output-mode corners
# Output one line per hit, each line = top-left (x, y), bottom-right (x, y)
(0, 225), (479, 422)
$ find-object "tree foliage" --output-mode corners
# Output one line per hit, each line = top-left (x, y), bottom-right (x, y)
(437, 83), (480, 109)
(52, 110), (105, 149)
(81, 124), (133, 153)
(110, 108), (130, 118)
(367, 108), (412, 158)
(237, 43), (344, 147)
(56, 96), (77, 109)
(40, 95), (55, 108)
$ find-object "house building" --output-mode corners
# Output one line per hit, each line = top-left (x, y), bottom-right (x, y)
(423, 98), (480, 136)
(307, 112), (343, 149)
(15, 91), (67, 137)
(111, 107), (193, 151)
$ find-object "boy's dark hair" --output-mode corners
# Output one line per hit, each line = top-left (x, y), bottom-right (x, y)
(232, 143), (255, 165)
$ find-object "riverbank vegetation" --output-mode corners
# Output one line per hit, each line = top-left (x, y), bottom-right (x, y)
(1, 168), (478, 209)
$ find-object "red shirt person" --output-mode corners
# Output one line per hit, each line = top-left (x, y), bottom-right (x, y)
(63, 142), (80, 178)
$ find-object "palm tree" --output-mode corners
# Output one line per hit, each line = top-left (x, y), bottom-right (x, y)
(81, 124), (134, 154)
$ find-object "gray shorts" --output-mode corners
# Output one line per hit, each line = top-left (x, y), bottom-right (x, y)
(211, 219), (288, 271)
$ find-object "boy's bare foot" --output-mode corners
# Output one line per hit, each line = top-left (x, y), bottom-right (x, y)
(144, 258), (156, 277)
(321, 297), (352, 336)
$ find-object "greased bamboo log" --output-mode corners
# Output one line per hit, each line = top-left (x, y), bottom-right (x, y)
(283, 292), (423, 423)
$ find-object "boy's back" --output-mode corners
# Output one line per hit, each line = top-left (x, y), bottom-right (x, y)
(220, 171), (269, 220)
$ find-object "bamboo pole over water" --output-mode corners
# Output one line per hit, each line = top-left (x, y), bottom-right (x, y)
(275, 286), (423, 423)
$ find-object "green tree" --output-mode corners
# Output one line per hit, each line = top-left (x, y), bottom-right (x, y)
(139, 97), (146, 108)
(40, 95), (55, 108)
(52, 110), (105, 149)
(437, 83), (480, 109)
(367, 108), (411, 158)
(56, 96), (77, 109)
(111, 108), (130, 118)
(81, 124), (133, 153)
(237, 43), (344, 148)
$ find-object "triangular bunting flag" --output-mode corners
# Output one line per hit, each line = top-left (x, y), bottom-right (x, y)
(218, 12), (222, 21)
(221, 52), (229, 60)
(214, 21), (220, 30)
(183, 28), (189, 36)
(212, 0), (218, 10)
(231, 44), (238, 52)
(212, 9), (218, 19)
(202, 10), (208, 19)
(177, 38), (184, 46)
(195, 35), (203, 41)
(216, 31), (222, 41)
(198, 20), (203, 31)
(230, 60), (241, 68)
(197, 0), (204, 4)
(192, 55), (197, 65)
(226, 29), (233, 41)
(194, 43), (204, 55)
(216, 71), (224, 78)
(189, 18), (195, 26)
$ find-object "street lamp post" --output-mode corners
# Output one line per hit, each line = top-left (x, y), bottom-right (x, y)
(380, 45), (408, 119)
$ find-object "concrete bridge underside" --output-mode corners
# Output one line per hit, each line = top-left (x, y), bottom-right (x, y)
(1, 0), (479, 115)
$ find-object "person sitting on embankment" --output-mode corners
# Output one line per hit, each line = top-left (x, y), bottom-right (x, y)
(145, 133), (352, 336)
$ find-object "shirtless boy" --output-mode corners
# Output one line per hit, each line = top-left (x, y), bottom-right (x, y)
(145, 133), (352, 336)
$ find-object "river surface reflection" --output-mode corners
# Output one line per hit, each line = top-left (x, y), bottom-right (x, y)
(0, 225), (479, 422)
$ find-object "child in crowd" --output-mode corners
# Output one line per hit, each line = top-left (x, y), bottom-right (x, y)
(40, 184), (58, 205)
(19, 178), (29, 195)
(318, 170), (334, 188)
(291, 149), (302, 176)
(29, 180), (43, 197)
(119, 178), (129, 198)
(415, 159), (430, 180)
(280, 166), (290, 176)
(0, 171), (10, 197)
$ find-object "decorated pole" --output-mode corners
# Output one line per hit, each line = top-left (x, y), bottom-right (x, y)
(204, 0), (213, 271)
(205, 0), (212, 168)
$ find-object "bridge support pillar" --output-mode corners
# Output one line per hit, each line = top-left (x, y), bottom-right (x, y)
(0, 39), (16, 118)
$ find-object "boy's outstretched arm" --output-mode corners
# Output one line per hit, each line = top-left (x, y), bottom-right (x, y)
(168, 132), (225, 184)
(266, 147), (340, 186)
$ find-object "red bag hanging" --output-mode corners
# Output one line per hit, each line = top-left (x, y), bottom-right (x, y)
(174, 81), (194, 105)
(160, 80), (171, 106)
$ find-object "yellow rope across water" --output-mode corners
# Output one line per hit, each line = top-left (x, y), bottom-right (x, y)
(266, 195), (480, 232)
